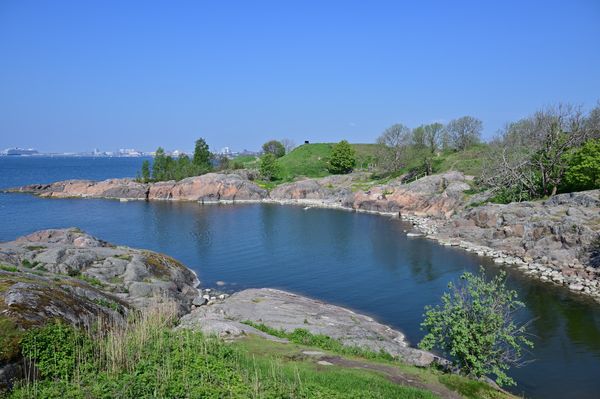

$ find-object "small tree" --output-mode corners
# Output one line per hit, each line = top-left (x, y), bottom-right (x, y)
(376, 123), (412, 173)
(419, 268), (533, 387)
(140, 160), (151, 182)
(192, 138), (211, 172)
(328, 140), (356, 174)
(152, 147), (167, 181)
(259, 153), (280, 181)
(262, 140), (286, 158)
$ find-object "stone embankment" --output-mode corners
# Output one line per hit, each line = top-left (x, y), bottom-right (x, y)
(7, 171), (600, 300)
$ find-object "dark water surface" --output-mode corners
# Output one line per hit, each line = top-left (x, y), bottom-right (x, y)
(1, 157), (599, 398)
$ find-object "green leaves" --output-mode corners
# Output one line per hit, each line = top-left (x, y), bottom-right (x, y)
(419, 268), (533, 387)
(328, 140), (357, 174)
(563, 138), (600, 192)
(259, 153), (281, 181)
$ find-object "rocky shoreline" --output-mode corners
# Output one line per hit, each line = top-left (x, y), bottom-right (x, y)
(6, 171), (600, 301)
(0, 228), (442, 389)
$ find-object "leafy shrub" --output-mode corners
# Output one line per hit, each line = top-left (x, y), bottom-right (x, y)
(419, 268), (533, 386)
(563, 138), (600, 192)
(20, 321), (93, 380)
(262, 140), (286, 158)
(259, 153), (281, 181)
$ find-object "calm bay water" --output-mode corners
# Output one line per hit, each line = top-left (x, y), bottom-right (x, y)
(1, 156), (599, 398)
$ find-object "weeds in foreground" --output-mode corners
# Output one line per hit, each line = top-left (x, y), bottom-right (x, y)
(8, 300), (437, 399)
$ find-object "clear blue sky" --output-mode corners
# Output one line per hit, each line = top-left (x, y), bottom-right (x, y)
(1, 1), (599, 153)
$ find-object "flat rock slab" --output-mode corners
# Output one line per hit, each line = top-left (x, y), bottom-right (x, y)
(178, 288), (441, 367)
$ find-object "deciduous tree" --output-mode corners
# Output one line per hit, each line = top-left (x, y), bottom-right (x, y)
(259, 153), (280, 181)
(262, 140), (286, 158)
(328, 140), (356, 174)
(446, 116), (482, 151)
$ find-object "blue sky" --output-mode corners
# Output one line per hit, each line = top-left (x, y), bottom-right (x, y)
(1, 1), (599, 153)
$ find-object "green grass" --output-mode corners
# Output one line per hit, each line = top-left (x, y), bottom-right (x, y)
(242, 320), (394, 361)
(232, 154), (259, 166)
(0, 264), (19, 273)
(434, 144), (489, 177)
(6, 305), (442, 399)
(274, 143), (380, 180)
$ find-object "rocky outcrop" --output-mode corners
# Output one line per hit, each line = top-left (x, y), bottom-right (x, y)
(425, 190), (600, 299)
(11, 178), (149, 199)
(268, 172), (472, 218)
(10, 173), (268, 202)
(0, 228), (199, 389)
(1, 228), (198, 314)
(346, 171), (471, 217)
(178, 288), (441, 367)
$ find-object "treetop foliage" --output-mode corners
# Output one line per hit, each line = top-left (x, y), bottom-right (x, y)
(328, 140), (357, 174)
(140, 138), (214, 182)
(259, 153), (281, 181)
(262, 140), (286, 158)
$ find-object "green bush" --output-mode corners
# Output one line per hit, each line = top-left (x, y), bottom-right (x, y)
(20, 321), (93, 380)
(419, 268), (533, 387)
(328, 140), (356, 174)
(259, 153), (281, 181)
(563, 138), (600, 192)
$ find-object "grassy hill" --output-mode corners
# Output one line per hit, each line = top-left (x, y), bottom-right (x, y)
(232, 142), (488, 182)
(266, 143), (379, 179)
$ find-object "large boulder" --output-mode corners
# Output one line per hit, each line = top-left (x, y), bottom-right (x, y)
(269, 174), (363, 203)
(439, 190), (600, 274)
(10, 179), (148, 199)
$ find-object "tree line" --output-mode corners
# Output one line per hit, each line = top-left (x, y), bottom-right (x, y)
(138, 138), (234, 182)
(375, 115), (483, 178)
(481, 103), (600, 202)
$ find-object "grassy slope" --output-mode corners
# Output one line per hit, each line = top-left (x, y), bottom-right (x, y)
(275, 143), (380, 179)
(5, 310), (515, 399)
(233, 143), (488, 183)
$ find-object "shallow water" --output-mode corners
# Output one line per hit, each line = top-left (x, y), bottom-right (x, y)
(1, 156), (599, 398)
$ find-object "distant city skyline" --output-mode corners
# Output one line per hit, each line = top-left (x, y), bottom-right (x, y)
(1, 1), (599, 153)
